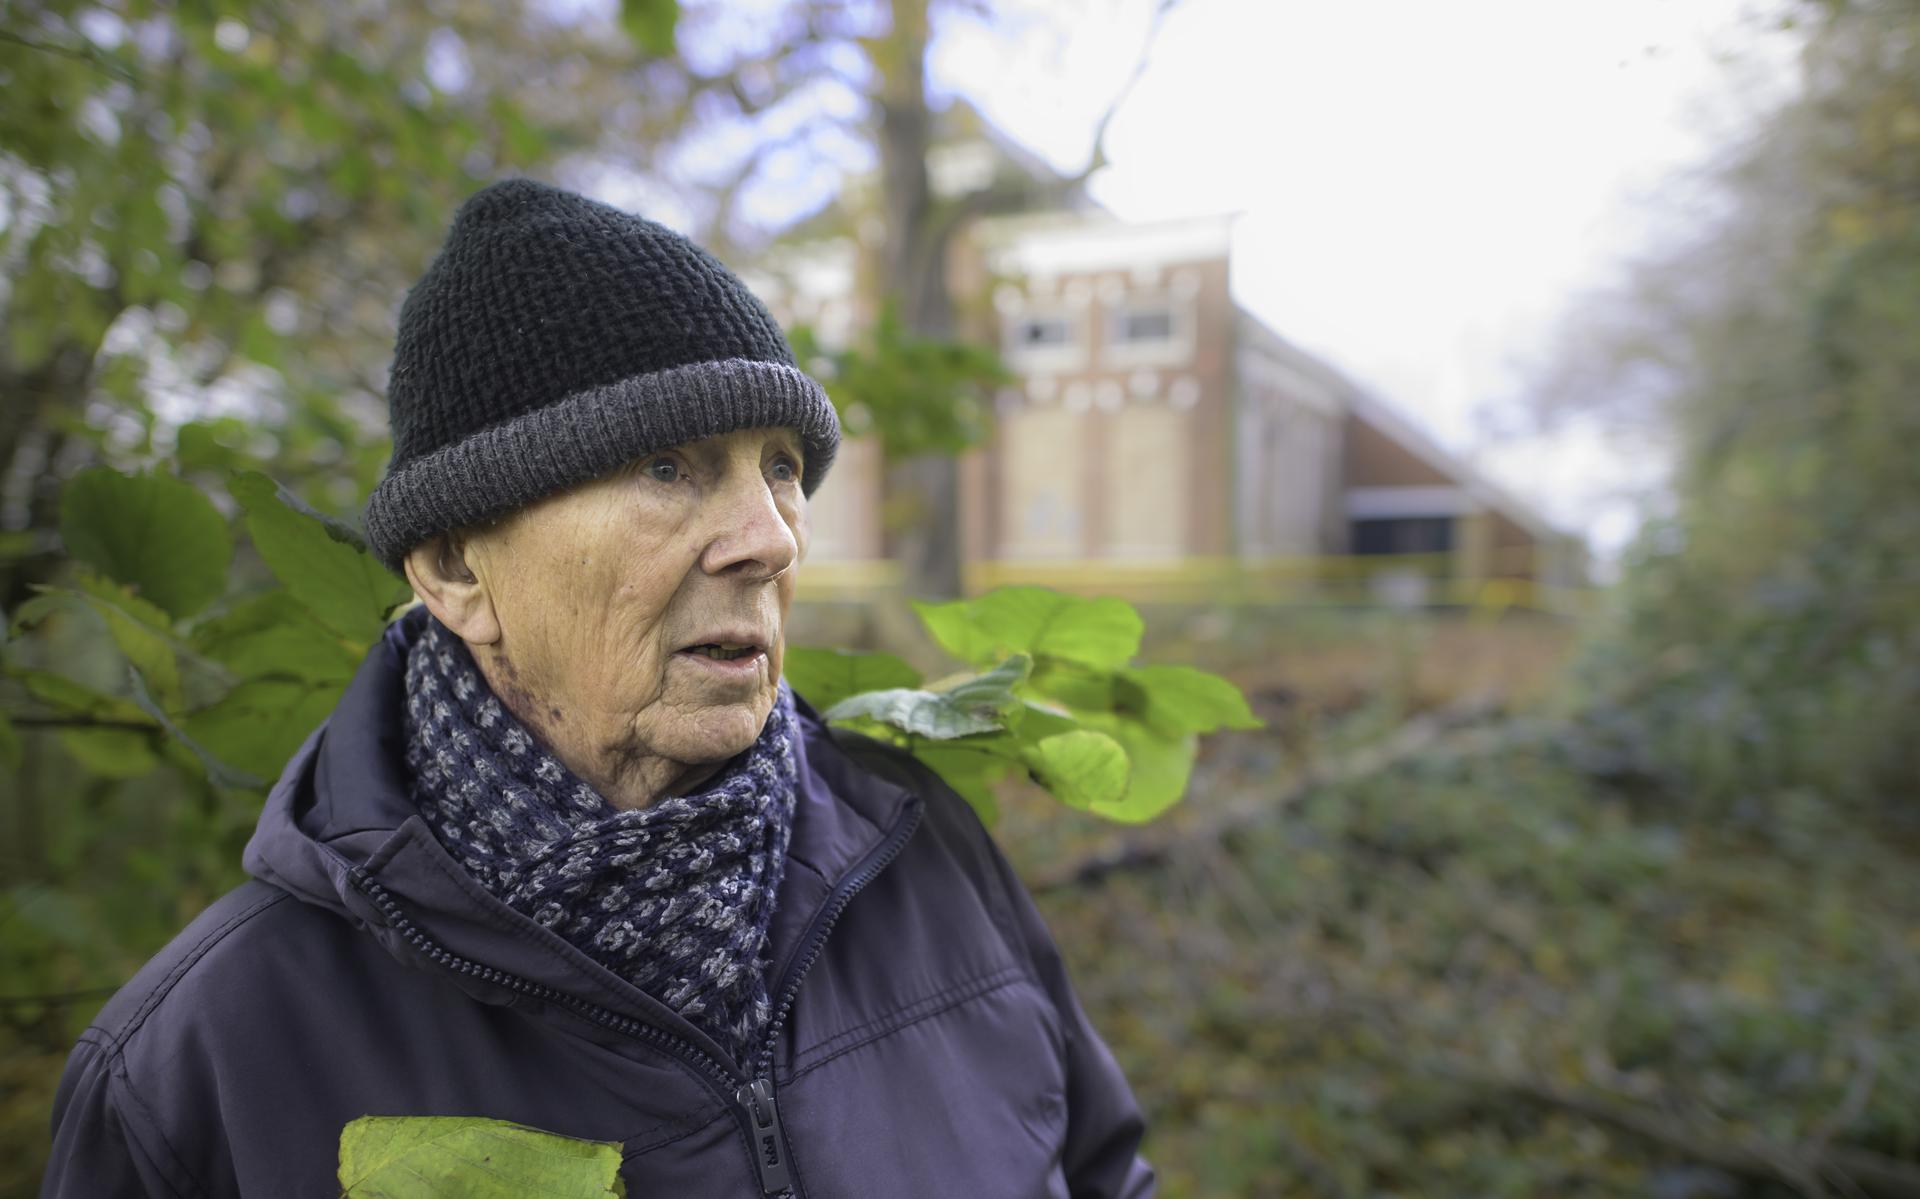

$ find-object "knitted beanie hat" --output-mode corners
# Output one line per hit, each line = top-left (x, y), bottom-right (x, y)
(362, 178), (839, 571)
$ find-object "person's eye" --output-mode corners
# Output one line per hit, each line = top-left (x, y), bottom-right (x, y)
(643, 457), (681, 484)
(770, 454), (801, 485)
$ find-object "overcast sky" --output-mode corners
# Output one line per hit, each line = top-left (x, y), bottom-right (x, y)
(927, 0), (1801, 559)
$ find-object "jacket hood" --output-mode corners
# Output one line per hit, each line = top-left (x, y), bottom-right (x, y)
(241, 605), (918, 1069)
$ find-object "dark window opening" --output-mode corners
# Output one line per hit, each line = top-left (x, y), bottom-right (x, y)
(1113, 308), (1175, 344)
(1013, 317), (1072, 349)
(1352, 516), (1454, 555)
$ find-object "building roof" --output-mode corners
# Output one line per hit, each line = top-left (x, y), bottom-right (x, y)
(1235, 308), (1559, 540)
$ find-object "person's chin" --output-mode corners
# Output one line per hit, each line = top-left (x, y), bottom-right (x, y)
(668, 696), (773, 763)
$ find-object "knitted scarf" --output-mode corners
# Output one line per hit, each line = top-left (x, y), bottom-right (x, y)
(401, 616), (797, 1066)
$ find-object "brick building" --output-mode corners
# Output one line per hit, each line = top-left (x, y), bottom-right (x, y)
(744, 147), (1578, 607)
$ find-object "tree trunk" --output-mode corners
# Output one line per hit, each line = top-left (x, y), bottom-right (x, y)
(874, 0), (964, 599)
(0, 339), (103, 610)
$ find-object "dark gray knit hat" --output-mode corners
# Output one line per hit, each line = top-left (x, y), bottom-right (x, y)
(363, 178), (839, 571)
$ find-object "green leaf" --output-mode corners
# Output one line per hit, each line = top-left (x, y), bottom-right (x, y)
(57, 727), (162, 778)
(1117, 664), (1263, 737)
(910, 742), (1011, 826)
(824, 655), (1031, 740)
(183, 676), (342, 781)
(782, 646), (921, 713)
(1015, 699), (1082, 741)
(7, 668), (152, 724)
(67, 573), (186, 713)
(913, 588), (1143, 671)
(338, 1115), (627, 1198)
(6, 884), (94, 952)
(174, 419), (255, 475)
(911, 597), (996, 667)
(230, 471), (410, 643)
(619, 0), (679, 55)
(192, 591), (364, 683)
(0, 530), (37, 563)
(1084, 715), (1198, 824)
(797, 304), (1007, 458)
(126, 665), (266, 791)
(1027, 658), (1117, 711)
(1021, 730), (1130, 813)
(59, 468), (233, 619)
(9, 591), (72, 636)
(938, 653), (1034, 709)
(823, 689), (1003, 740)
(996, 590), (1142, 669)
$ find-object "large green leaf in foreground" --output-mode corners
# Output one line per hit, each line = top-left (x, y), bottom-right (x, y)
(58, 468), (232, 619)
(1117, 664), (1263, 737)
(824, 654), (1032, 739)
(1021, 729), (1130, 813)
(230, 471), (410, 643)
(781, 646), (921, 712)
(338, 1116), (626, 1198)
(913, 587), (1143, 670)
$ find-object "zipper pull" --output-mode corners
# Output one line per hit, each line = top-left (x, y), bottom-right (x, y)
(736, 1077), (793, 1195)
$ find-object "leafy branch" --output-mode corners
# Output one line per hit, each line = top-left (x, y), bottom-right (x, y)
(4, 715), (155, 732)
(8, 466), (1259, 827)
(785, 586), (1262, 825)
(3, 466), (408, 783)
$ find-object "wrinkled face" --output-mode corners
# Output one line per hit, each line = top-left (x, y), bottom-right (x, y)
(458, 427), (809, 798)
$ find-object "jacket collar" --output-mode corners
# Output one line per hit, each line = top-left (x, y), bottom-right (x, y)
(241, 605), (916, 1065)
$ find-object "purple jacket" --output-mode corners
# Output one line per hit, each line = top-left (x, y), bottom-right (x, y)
(43, 610), (1155, 1197)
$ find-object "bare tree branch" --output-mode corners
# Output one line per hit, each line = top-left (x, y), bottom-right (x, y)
(702, 116), (854, 259)
(1029, 695), (1516, 894)
(1081, 0), (1183, 179)
(1424, 1054), (1920, 1199)
(5, 714), (156, 732)
(0, 984), (122, 1009)
(922, 0), (1187, 255)
(0, 28), (135, 82)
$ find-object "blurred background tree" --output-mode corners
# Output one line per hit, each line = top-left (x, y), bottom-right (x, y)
(1537, 0), (1920, 831)
(597, 0), (1169, 597)
(0, 0), (671, 605)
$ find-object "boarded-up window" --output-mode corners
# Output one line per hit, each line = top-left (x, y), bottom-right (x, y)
(1112, 307), (1175, 344)
(1105, 406), (1189, 559)
(1000, 407), (1085, 559)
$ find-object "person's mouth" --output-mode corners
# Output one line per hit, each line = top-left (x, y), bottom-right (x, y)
(675, 631), (769, 674)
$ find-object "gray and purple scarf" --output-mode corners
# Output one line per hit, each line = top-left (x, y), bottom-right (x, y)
(402, 616), (797, 1066)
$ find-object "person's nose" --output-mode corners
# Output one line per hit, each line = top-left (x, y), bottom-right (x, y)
(699, 472), (798, 583)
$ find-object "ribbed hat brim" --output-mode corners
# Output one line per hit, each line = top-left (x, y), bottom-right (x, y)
(364, 358), (840, 572)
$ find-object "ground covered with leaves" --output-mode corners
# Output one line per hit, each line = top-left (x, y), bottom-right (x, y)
(1019, 714), (1920, 1197)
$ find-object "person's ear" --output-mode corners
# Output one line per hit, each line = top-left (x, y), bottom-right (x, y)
(403, 531), (502, 646)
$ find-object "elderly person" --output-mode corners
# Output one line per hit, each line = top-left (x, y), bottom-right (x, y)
(43, 180), (1154, 1197)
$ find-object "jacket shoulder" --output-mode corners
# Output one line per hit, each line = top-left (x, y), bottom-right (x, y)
(86, 881), (298, 1051)
(49, 882), (341, 1198)
(85, 879), (373, 1063)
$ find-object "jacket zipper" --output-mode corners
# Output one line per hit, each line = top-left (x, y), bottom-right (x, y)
(344, 793), (922, 1198)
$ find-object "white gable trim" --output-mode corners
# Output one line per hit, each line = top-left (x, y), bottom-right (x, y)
(1347, 486), (1472, 519)
(980, 214), (1235, 277)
